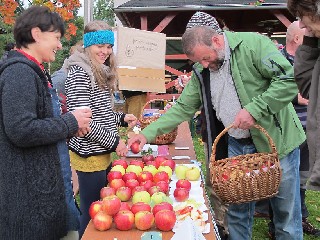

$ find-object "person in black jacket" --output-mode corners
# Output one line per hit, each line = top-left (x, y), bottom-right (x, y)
(0, 6), (92, 240)
(0, 42), (15, 64)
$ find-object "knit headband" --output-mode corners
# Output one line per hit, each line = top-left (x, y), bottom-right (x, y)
(186, 11), (222, 33)
(83, 30), (114, 48)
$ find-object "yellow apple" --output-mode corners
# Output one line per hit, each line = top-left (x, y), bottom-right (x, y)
(157, 166), (173, 178)
(185, 167), (200, 181)
(175, 165), (190, 179)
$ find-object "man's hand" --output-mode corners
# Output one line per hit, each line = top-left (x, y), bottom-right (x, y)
(127, 134), (148, 151)
(298, 93), (309, 105)
(124, 114), (138, 128)
(233, 109), (255, 129)
(174, 75), (191, 93)
(174, 79), (183, 93)
(116, 139), (128, 157)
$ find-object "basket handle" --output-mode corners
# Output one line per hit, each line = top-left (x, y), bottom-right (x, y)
(139, 99), (169, 123)
(211, 124), (277, 161)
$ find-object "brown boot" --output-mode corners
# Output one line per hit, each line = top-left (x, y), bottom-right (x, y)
(302, 218), (320, 236)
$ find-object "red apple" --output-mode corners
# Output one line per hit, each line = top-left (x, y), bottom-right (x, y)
(112, 159), (128, 169)
(138, 171), (153, 183)
(92, 211), (112, 231)
(125, 179), (140, 190)
(100, 186), (116, 199)
(107, 171), (123, 183)
(176, 179), (191, 191)
(131, 202), (151, 214)
(122, 172), (138, 182)
(154, 156), (167, 168)
(140, 180), (155, 191)
(156, 181), (169, 194)
(130, 141), (140, 154)
(129, 160), (144, 169)
(153, 171), (169, 183)
(173, 187), (190, 202)
(89, 200), (103, 219)
(116, 186), (132, 202)
(102, 195), (121, 216)
(160, 159), (176, 170)
(146, 161), (157, 167)
(221, 172), (229, 182)
(154, 210), (176, 231)
(119, 202), (132, 211)
(142, 154), (155, 164)
(135, 211), (154, 230)
(109, 178), (126, 191)
(231, 159), (240, 165)
(132, 186), (147, 195)
(148, 185), (161, 196)
(114, 210), (135, 231)
(152, 202), (174, 215)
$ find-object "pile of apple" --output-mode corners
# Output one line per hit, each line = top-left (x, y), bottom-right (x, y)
(90, 156), (178, 232)
(108, 156), (175, 202)
(90, 195), (176, 232)
(171, 164), (201, 202)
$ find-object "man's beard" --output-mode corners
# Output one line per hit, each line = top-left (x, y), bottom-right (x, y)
(209, 48), (225, 70)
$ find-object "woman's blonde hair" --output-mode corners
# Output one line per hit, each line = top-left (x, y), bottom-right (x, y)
(83, 20), (118, 92)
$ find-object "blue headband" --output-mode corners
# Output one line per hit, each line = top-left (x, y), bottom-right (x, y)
(83, 30), (114, 48)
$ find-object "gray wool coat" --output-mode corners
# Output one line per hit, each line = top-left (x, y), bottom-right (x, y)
(0, 51), (79, 239)
(295, 36), (320, 191)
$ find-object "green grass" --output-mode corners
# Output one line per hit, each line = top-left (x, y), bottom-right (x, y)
(192, 133), (320, 239)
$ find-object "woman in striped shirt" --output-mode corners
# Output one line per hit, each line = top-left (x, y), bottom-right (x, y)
(65, 20), (137, 237)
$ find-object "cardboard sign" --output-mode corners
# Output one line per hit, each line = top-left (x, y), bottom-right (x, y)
(114, 26), (166, 93)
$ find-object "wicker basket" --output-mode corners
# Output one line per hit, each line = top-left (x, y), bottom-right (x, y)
(209, 124), (282, 204)
(139, 99), (178, 145)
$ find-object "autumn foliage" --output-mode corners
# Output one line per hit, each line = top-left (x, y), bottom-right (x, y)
(0, 0), (19, 25)
(0, 0), (80, 39)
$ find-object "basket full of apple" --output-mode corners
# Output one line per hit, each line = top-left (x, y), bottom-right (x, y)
(209, 124), (282, 204)
(139, 99), (178, 145)
(89, 153), (209, 234)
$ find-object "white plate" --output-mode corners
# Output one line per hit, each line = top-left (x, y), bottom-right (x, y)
(126, 144), (158, 157)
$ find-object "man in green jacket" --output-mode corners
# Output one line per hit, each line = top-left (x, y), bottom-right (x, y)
(129, 26), (305, 240)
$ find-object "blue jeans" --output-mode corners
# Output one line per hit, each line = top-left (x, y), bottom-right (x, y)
(227, 136), (302, 240)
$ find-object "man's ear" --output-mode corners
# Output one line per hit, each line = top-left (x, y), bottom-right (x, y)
(31, 27), (42, 43)
(212, 35), (222, 48)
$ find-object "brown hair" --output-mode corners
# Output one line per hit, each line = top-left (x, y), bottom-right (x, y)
(83, 20), (118, 92)
(287, 0), (320, 20)
(14, 6), (65, 49)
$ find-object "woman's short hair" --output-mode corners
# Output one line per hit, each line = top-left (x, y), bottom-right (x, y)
(14, 6), (65, 49)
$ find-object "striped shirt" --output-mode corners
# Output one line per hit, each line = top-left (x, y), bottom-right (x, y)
(65, 65), (125, 157)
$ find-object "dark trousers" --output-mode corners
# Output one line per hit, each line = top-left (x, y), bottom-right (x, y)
(77, 165), (112, 238)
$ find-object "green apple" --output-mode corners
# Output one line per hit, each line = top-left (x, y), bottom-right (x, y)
(132, 190), (151, 204)
(185, 166), (201, 181)
(157, 166), (173, 178)
(143, 165), (158, 176)
(126, 165), (143, 175)
(175, 165), (190, 179)
(111, 165), (126, 175)
(150, 192), (167, 205)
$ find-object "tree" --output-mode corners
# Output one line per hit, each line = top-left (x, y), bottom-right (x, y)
(0, 0), (83, 70)
(0, 0), (81, 40)
(94, 0), (115, 26)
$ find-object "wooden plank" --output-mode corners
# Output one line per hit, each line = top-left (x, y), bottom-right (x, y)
(153, 13), (178, 33)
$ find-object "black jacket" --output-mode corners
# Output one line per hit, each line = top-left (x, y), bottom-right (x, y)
(0, 51), (78, 239)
